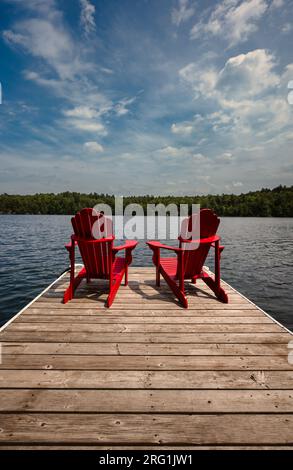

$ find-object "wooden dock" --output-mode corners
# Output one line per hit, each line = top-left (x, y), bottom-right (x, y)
(1, 266), (293, 449)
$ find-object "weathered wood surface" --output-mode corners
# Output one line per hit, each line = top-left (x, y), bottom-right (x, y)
(0, 266), (292, 449)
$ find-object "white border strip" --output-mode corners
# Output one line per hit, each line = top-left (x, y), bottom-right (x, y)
(204, 266), (292, 336)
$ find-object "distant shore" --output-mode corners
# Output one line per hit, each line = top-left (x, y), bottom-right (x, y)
(0, 185), (292, 217)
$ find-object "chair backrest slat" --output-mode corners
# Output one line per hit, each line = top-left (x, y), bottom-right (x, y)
(71, 208), (113, 278)
(179, 209), (220, 278)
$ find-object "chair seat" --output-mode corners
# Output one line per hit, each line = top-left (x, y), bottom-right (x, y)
(160, 257), (177, 279)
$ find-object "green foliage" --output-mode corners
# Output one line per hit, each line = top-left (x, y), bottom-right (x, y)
(0, 186), (292, 216)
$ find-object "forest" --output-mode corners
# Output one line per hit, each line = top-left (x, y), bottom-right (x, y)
(0, 185), (292, 217)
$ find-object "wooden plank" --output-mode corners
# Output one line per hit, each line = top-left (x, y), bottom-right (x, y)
(52, 285), (237, 294)
(46, 282), (237, 291)
(1, 445), (293, 450)
(35, 286), (247, 299)
(7, 322), (283, 333)
(16, 314), (271, 323)
(1, 331), (290, 343)
(35, 297), (250, 304)
(1, 354), (292, 370)
(2, 342), (288, 356)
(1, 389), (293, 413)
(1, 413), (293, 445)
(54, 276), (235, 284)
(23, 307), (264, 316)
(31, 302), (265, 310)
(44, 291), (240, 299)
(1, 370), (293, 390)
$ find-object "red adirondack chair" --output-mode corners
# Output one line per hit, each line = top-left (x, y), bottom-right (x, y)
(147, 209), (228, 308)
(63, 208), (138, 307)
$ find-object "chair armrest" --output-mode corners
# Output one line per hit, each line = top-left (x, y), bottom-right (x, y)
(65, 237), (77, 252)
(146, 241), (181, 253)
(179, 235), (220, 245)
(113, 240), (138, 253)
(211, 241), (225, 253)
(72, 235), (115, 244)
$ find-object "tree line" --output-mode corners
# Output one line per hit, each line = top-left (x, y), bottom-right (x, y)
(0, 185), (292, 216)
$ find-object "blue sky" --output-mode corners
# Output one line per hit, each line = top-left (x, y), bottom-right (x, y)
(0, 0), (292, 195)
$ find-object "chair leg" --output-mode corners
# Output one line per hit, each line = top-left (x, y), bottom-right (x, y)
(202, 275), (228, 303)
(203, 239), (228, 303)
(107, 280), (120, 307)
(160, 269), (188, 308)
(63, 282), (73, 304)
(156, 266), (160, 286)
(63, 267), (86, 303)
(107, 270), (125, 307)
(124, 265), (128, 286)
(63, 260), (75, 303)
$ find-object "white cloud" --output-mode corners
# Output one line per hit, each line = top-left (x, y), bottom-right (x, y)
(84, 141), (104, 153)
(23, 70), (71, 98)
(4, 0), (114, 154)
(100, 67), (114, 75)
(179, 49), (281, 102)
(232, 181), (243, 187)
(216, 49), (279, 100)
(3, 19), (78, 79)
(3, 0), (96, 86)
(282, 23), (292, 33)
(60, 97), (136, 123)
(157, 146), (210, 164)
(62, 106), (109, 135)
(192, 153), (208, 163)
(270, 0), (284, 8)
(158, 146), (189, 158)
(179, 63), (217, 97)
(114, 97), (136, 116)
(172, 0), (195, 27)
(208, 111), (233, 125)
(5, 13), (101, 138)
(216, 152), (234, 163)
(60, 97), (136, 138)
(80, 0), (96, 35)
(171, 122), (193, 135)
(3, 30), (24, 45)
(3, 0), (58, 16)
(190, 0), (268, 46)
(68, 120), (107, 135)
(178, 49), (292, 145)
(63, 106), (98, 119)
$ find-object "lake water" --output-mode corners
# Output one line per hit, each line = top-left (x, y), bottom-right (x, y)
(0, 215), (292, 330)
